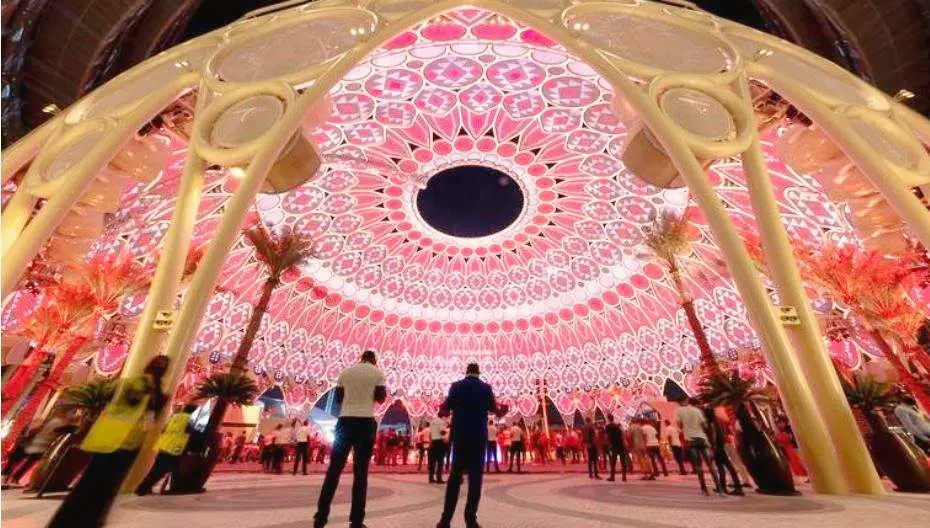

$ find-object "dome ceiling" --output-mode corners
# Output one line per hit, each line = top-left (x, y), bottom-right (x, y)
(3, 7), (867, 416)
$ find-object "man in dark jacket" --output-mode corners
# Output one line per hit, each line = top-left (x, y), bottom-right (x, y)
(605, 414), (627, 482)
(435, 363), (507, 528)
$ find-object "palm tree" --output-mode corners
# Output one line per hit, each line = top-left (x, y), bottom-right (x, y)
(60, 379), (116, 431)
(199, 226), (311, 444)
(230, 226), (313, 374)
(644, 211), (720, 378)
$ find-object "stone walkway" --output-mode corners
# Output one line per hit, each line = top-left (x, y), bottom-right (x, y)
(3, 471), (928, 527)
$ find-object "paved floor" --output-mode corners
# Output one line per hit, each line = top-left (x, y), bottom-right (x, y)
(3, 471), (928, 528)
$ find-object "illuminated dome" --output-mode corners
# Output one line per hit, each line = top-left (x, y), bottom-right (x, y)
(2, 0), (928, 423)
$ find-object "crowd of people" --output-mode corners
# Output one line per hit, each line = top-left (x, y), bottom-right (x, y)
(6, 348), (929, 528)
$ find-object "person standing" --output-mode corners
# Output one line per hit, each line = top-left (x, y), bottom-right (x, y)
(135, 403), (197, 495)
(507, 423), (524, 473)
(895, 395), (930, 451)
(486, 420), (500, 473)
(428, 414), (447, 483)
(663, 419), (687, 475)
(629, 419), (653, 480)
(583, 417), (601, 480)
(435, 363), (506, 528)
(499, 425), (511, 466)
(674, 398), (720, 495)
(605, 415), (627, 482)
(553, 430), (566, 466)
(48, 355), (170, 528)
(270, 424), (285, 473)
(416, 424), (430, 471)
(313, 350), (387, 528)
(293, 420), (311, 475)
(231, 430), (247, 464)
(642, 420), (667, 477)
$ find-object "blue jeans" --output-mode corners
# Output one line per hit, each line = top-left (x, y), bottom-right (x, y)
(314, 417), (376, 526)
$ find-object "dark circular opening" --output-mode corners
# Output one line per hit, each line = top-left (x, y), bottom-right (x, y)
(416, 165), (524, 238)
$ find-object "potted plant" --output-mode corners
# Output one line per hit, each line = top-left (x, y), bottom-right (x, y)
(842, 373), (930, 492)
(171, 373), (258, 493)
(27, 380), (116, 495)
(701, 370), (797, 495)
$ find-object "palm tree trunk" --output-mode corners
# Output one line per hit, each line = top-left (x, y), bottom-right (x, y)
(669, 261), (720, 378)
(230, 276), (278, 376)
(1, 336), (89, 454)
(870, 330), (930, 411)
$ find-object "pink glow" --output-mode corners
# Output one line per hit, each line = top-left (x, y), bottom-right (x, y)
(2, 9), (871, 418)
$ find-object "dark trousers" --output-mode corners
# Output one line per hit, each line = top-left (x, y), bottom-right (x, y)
(293, 442), (309, 475)
(485, 441), (499, 472)
(686, 438), (721, 493)
(439, 438), (486, 526)
(428, 440), (446, 482)
(48, 449), (138, 528)
(714, 451), (743, 491)
(135, 452), (181, 495)
(507, 441), (523, 472)
(608, 448), (628, 481)
(586, 447), (600, 478)
(671, 445), (687, 474)
(230, 444), (243, 463)
(646, 446), (668, 476)
(314, 417), (376, 527)
(416, 446), (427, 471)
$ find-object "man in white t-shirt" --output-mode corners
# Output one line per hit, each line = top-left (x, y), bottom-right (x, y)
(507, 423), (525, 473)
(314, 350), (387, 528)
(674, 398), (716, 495)
(428, 415), (448, 484)
(663, 419), (687, 475)
(293, 420), (312, 475)
(642, 421), (668, 477)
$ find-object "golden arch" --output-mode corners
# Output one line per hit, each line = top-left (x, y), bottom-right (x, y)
(4, 0), (928, 494)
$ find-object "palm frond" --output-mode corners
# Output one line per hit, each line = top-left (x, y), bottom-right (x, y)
(644, 211), (695, 267)
(244, 226), (314, 280)
(61, 379), (116, 414)
(699, 370), (771, 409)
(842, 372), (897, 411)
(195, 372), (259, 406)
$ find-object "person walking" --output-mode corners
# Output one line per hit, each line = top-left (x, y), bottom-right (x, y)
(313, 350), (387, 528)
(674, 398), (720, 495)
(583, 417), (601, 480)
(428, 415), (447, 484)
(642, 420), (667, 477)
(704, 406), (744, 495)
(485, 420), (500, 473)
(47, 355), (170, 528)
(135, 403), (197, 495)
(435, 363), (507, 528)
(663, 419), (687, 475)
(605, 415), (627, 482)
(293, 420), (311, 475)
(507, 423), (524, 473)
